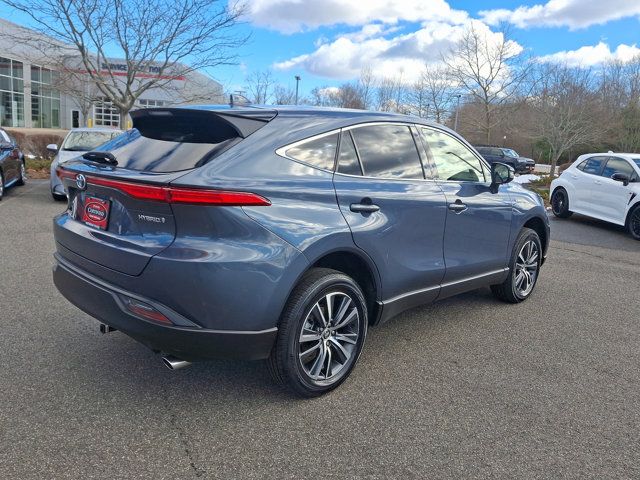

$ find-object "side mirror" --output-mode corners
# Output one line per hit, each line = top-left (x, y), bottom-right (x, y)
(611, 172), (630, 186)
(491, 162), (514, 192)
(46, 144), (58, 153)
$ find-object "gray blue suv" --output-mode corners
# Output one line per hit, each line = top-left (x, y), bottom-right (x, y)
(52, 106), (549, 397)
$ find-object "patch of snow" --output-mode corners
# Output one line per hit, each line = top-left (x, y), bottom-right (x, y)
(513, 174), (540, 184)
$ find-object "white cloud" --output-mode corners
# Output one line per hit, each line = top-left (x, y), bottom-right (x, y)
(273, 20), (514, 82)
(480, 0), (640, 30)
(247, 0), (468, 34)
(537, 42), (640, 67)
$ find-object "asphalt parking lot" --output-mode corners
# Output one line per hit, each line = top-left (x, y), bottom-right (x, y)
(1, 180), (639, 479)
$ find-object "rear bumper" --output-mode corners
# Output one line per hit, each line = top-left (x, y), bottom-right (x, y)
(52, 255), (277, 361)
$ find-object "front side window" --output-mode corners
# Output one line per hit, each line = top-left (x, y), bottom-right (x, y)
(284, 133), (338, 171)
(421, 127), (487, 182)
(602, 157), (634, 178)
(580, 156), (606, 175)
(350, 124), (423, 179)
(502, 149), (519, 158)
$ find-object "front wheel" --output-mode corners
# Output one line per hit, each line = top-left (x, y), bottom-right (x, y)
(268, 268), (368, 397)
(551, 188), (572, 218)
(491, 228), (542, 303)
(16, 161), (26, 186)
(627, 205), (640, 241)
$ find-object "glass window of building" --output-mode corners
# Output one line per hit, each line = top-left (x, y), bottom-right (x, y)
(0, 57), (25, 127)
(137, 98), (166, 108)
(30, 65), (60, 128)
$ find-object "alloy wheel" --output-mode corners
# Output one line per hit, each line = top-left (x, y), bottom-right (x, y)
(298, 291), (360, 384)
(20, 163), (26, 181)
(552, 190), (565, 215)
(514, 240), (539, 297)
(631, 209), (640, 238)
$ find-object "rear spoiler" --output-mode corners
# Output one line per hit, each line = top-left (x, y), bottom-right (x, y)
(129, 107), (277, 142)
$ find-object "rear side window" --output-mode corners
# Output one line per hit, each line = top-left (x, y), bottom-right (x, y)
(350, 125), (423, 179)
(284, 133), (338, 171)
(421, 127), (487, 182)
(602, 157), (634, 178)
(337, 131), (362, 176)
(580, 156), (606, 175)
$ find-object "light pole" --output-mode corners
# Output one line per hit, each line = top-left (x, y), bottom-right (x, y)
(453, 94), (461, 131)
(295, 75), (301, 105)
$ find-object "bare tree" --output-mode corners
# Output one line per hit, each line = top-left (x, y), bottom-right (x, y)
(408, 66), (454, 122)
(1, 0), (246, 125)
(244, 70), (275, 104)
(356, 66), (375, 110)
(531, 64), (602, 176)
(272, 84), (296, 105)
(376, 75), (406, 113)
(444, 24), (533, 142)
(52, 63), (101, 126)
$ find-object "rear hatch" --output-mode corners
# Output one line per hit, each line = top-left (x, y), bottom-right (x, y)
(54, 107), (276, 276)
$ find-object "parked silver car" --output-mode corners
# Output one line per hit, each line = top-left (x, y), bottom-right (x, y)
(49, 128), (122, 200)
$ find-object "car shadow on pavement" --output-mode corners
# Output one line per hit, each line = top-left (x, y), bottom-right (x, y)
(60, 287), (502, 405)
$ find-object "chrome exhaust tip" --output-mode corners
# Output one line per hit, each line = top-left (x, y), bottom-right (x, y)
(161, 355), (191, 371)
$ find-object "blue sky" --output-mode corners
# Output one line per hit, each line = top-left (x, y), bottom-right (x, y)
(2, 0), (640, 96)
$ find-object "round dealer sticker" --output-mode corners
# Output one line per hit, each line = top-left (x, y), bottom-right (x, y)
(85, 201), (107, 222)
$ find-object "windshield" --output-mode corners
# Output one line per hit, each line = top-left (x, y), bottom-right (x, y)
(62, 131), (121, 152)
(502, 148), (519, 158)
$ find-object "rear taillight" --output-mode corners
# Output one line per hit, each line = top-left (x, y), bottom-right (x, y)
(10, 149), (19, 159)
(55, 168), (270, 206)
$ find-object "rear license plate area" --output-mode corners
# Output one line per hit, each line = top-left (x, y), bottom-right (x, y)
(80, 195), (111, 230)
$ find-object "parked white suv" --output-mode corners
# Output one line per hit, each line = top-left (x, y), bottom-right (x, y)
(550, 153), (640, 240)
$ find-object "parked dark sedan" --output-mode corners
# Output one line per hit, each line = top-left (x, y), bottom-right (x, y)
(0, 127), (26, 200)
(475, 145), (535, 174)
(53, 106), (549, 397)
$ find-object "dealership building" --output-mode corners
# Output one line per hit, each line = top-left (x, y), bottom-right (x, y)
(0, 19), (225, 130)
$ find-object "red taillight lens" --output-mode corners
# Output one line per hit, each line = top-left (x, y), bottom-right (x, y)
(55, 168), (270, 206)
(10, 149), (19, 159)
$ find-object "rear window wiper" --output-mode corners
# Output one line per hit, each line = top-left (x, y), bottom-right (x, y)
(82, 151), (118, 166)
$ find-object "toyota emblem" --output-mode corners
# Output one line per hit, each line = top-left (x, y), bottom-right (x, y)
(76, 174), (87, 190)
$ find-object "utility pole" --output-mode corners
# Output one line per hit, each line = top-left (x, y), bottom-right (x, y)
(453, 94), (461, 131)
(295, 75), (301, 105)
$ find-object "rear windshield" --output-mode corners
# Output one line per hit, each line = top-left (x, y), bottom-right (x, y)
(96, 127), (239, 173)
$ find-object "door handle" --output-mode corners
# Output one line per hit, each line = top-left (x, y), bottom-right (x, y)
(594, 180), (602, 185)
(350, 202), (380, 213)
(448, 200), (468, 213)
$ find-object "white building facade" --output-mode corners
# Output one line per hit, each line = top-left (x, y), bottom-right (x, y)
(0, 19), (225, 130)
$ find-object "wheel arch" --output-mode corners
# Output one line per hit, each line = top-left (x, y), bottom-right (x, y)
(306, 249), (381, 325)
(522, 216), (548, 257)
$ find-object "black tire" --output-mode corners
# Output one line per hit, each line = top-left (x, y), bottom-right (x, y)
(551, 187), (572, 218)
(627, 204), (640, 241)
(0, 170), (4, 201)
(16, 160), (26, 186)
(268, 268), (368, 397)
(491, 227), (542, 303)
(51, 191), (67, 201)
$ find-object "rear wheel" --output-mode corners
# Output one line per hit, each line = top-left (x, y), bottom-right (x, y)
(268, 268), (368, 397)
(551, 188), (572, 218)
(51, 191), (66, 201)
(0, 171), (4, 201)
(491, 228), (542, 303)
(627, 205), (640, 241)
(16, 161), (26, 186)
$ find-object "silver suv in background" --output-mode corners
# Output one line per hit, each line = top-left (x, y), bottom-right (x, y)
(49, 128), (122, 200)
